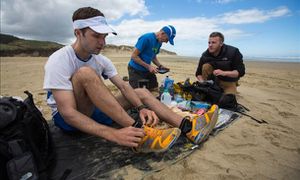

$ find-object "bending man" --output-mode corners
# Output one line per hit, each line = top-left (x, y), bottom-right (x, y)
(128, 25), (175, 90)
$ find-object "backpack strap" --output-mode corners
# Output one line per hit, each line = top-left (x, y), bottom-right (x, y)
(235, 109), (268, 124)
(23, 91), (56, 174)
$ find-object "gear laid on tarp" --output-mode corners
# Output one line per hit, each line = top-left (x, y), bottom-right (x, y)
(49, 106), (241, 179)
(48, 122), (199, 179)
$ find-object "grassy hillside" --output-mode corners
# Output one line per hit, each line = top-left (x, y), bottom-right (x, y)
(102, 44), (177, 55)
(0, 33), (177, 57)
(0, 34), (64, 56)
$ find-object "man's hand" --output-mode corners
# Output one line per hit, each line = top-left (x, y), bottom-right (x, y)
(139, 108), (159, 126)
(196, 75), (204, 82)
(213, 69), (226, 76)
(158, 65), (170, 71)
(110, 126), (145, 147)
(148, 65), (158, 73)
(214, 69), (239, 78)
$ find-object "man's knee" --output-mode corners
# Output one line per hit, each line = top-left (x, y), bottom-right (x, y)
(201, 63), (214, 80)
(72, 66), (99, 83)
(202, 63), (213, 72)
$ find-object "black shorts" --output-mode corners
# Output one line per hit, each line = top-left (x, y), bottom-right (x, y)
(128, 65), (158, 90)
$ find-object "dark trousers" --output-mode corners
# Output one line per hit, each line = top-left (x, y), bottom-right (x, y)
(128, 65), (158, 90)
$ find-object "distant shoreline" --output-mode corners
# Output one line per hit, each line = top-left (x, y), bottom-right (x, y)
(1, 54), (299, 63)
(172, 55), (300, 63)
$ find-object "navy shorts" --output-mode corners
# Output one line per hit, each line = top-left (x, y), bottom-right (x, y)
(128, 65), (158, 89)
(53, 108), (113, 132)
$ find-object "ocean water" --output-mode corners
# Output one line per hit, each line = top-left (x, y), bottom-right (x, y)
(178, 56), (300, 63)
(244, 57), (300, 63)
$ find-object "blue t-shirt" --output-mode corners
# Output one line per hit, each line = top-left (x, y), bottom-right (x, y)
(129, 33), (162, 72)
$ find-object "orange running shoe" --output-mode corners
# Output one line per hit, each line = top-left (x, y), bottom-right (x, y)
(186, 104), (219, 144)
(133, 126), (181, 153)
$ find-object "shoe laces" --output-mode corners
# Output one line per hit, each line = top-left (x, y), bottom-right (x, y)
(144, 126), (163, 138)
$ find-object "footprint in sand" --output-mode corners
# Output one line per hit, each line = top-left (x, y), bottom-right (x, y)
(223, 153), (256, 166)
(278, 111), (297, 118)
(268, 99), (296, 107)
(259, 101), (297, 118)
(264, 126), (299, 152)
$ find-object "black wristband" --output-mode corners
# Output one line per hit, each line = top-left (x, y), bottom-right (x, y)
(136, 104), (148, 112)
(132, 120), (143, 128)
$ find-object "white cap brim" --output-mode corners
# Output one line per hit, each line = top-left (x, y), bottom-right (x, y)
(90, 25), (117, 35)
(73, 16), (117, 35)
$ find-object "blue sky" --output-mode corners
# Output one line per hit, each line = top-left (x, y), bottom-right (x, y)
(1, 0), (300, 59)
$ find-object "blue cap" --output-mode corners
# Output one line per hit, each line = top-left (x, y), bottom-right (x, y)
(161, 25), (176, 45)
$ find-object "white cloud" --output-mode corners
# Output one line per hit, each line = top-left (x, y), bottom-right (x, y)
(220, 6), (290, 24)
(101, 0), (149, 20)
(0, 0), (148, 43)
(109, 17), (218, 43)
(0, 1), (291, 56)
(106, 17), (249, 56)
(106, 17), (218, 50)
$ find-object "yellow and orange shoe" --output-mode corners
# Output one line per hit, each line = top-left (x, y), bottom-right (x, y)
(133, 126), (181, 153)
(186, 104), (219, 144)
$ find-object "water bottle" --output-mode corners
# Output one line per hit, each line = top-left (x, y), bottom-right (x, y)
(164, 76), (174, 90)
(160, 90), (172, 106)
(161, 76), (166, 88)
(159, 84), (164, 98)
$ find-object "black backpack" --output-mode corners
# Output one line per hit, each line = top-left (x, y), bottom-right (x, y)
(189, 81), (224, 104)
(179, 80), (239, 111)
(0, 91), (55, 180)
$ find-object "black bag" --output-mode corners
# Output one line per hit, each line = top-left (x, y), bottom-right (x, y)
(218, 94), (238, 111)
(192, 82), (238, 111)
(190, 81), (223, 104)
(0, 91), (55, 180)
(178, 80), (223, 104)
(179, 80), (239, 111)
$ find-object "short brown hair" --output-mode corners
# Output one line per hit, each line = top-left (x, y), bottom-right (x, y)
(209, 32), (224, 43)
(72, 7), (104, 35)
(72, 7), (104, 21)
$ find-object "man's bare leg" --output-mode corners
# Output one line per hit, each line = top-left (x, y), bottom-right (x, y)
(115, 88), (183, 127)
(71, 70), (94, 117)
(71, 66), (135, 127)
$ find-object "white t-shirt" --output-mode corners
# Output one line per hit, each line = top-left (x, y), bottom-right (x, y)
(43, 45), (118, 115)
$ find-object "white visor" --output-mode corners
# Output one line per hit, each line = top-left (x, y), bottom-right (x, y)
(73, 16), (117, 35)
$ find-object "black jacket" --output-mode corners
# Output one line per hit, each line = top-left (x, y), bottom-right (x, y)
(195, 44), (245, 82)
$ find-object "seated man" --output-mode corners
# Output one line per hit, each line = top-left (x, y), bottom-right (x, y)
(128, 25), (175, 90)
(43, 7), (218, 153)
(195, 32), (245, 94)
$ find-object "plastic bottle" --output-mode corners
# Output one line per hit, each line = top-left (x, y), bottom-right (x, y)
(159, 84), (164, 98)
(164, 76), (169, 88)
(164, 76), (174, 90)
(164, 76), (174, 99)
(160, 89), (172, 106)
(161, 76), (166, 88)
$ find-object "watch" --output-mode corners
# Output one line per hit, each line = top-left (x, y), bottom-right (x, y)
(136, 104), (148, 112)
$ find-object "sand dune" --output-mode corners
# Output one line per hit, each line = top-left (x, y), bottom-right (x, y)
(1, 56), (299, 179)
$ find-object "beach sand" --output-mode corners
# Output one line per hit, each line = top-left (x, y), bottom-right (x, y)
(1, 56), (300, 179)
